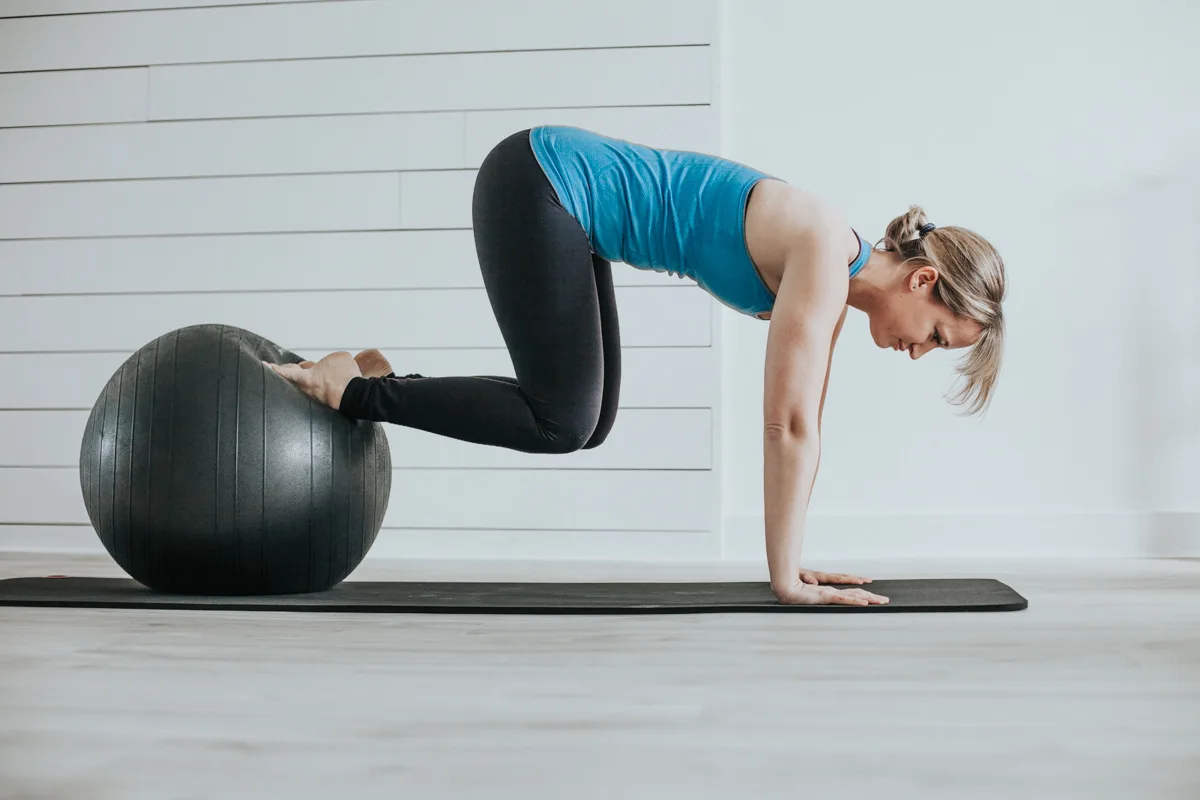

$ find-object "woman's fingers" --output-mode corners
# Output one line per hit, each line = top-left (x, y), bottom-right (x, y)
(800, 570), (874, 585)
(839, 587), (889, 604)
(818, 588), (870, 606)
(815, 587), (888, 606)
(818, 572), (871, 584)
(776, 584), (889, 606)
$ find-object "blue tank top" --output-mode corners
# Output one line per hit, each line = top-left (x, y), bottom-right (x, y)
(528, 126), (871, 317)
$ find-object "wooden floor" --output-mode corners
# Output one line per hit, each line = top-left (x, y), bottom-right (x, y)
(1, 553), (1198, 800)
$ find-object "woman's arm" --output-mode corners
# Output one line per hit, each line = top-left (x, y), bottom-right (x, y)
(762, 226), (850, 597)
(818, 306), (848, 436)
(805, 304), (848, 509)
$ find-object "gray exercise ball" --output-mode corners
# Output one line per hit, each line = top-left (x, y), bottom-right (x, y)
(79, 324), (391, 595)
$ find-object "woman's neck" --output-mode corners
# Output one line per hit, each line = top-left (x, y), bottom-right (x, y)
(847, 247), (900, 314)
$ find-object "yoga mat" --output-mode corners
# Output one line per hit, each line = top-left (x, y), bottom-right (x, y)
(0, 577), (1026, 613)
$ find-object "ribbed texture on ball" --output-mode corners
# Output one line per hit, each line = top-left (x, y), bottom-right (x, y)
(79, 324), (391, 595)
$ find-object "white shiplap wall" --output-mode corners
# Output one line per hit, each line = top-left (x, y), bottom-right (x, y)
(0, 0), (724, 560)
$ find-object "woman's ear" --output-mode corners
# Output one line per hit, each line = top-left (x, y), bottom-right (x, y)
(908, 265), (939, 292)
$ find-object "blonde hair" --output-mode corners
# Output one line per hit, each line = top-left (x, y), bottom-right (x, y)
(880, 206), (1007, 416)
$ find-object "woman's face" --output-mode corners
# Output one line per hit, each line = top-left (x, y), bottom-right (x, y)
(868, 266), (982, 359)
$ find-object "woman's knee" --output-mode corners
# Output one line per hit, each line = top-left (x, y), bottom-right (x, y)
(581, 413), (615, 450)
(537, 390), (616, 453)
(536, 413), (599, 454)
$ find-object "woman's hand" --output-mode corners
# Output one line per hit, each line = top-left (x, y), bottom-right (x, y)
(264, 350), (362, 410)
(773, 580), (890, 607)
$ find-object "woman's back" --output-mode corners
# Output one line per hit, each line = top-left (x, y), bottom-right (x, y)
(529, 125), (785, 316)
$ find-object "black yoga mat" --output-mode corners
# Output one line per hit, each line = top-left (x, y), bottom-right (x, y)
(0, 576), (1026, 614)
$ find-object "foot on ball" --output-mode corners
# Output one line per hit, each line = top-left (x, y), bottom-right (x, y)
(354, 349), (394, 379)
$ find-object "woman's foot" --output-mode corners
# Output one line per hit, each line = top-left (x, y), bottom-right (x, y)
(296, 349), (392, 379)
(353, 349), (393, 379)
(264, 351), (362, 410)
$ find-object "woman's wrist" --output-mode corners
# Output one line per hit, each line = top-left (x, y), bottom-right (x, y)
(769, 565), (799, 594)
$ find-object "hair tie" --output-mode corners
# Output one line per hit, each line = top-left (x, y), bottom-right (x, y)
(918, 222), (937, 237)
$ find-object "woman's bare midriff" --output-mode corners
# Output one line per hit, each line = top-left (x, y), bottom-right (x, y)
(743, 179), (862, 321)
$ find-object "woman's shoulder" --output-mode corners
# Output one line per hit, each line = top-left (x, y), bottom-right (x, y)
(746, 181), (854, 266)
(753, 181), (846, 232)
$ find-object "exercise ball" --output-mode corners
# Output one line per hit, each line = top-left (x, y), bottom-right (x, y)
(78, 324), (391, 595)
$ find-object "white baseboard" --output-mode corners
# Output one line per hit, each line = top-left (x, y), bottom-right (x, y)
(0, 525), (723, 562)
(373, 528), (722, 561)
(721, 511), (1200, 560)
(4, 513), (1198, 562)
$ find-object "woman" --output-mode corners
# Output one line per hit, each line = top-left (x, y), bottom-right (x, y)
(266, 126), (1007, 607)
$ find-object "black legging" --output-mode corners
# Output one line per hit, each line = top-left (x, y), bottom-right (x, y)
(337, 129), (621, 454)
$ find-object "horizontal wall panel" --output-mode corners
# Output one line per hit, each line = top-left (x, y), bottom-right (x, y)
(0, 231), (678, 293)
(0, 112), (465, 183)
(0, 0), (327, 18)
(0, 159), (731, 239)
(4, 231), (482, 292)
(0, 347), (716, 409)
(465, 106), (719, 165)
(0, 174), (401, 239)
(0, 525), (102, 553)
(0, 262), (16, 294)
(0, 408), (710, 469)
(0, 106), (718, 185)
(0, 287), (712, 351)
(0, 0), (711, 71)
(0, 524), (723, 561)
(400, 171), (475, 230)
(391, 407), (711, 469)
(2, 164), (720, 238)
(0, 68), (146, 128)
(0, 467), (714, 530)
(149, 46), (711, 121)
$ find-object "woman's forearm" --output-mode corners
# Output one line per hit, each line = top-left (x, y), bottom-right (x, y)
(763, 430), (821, 592)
